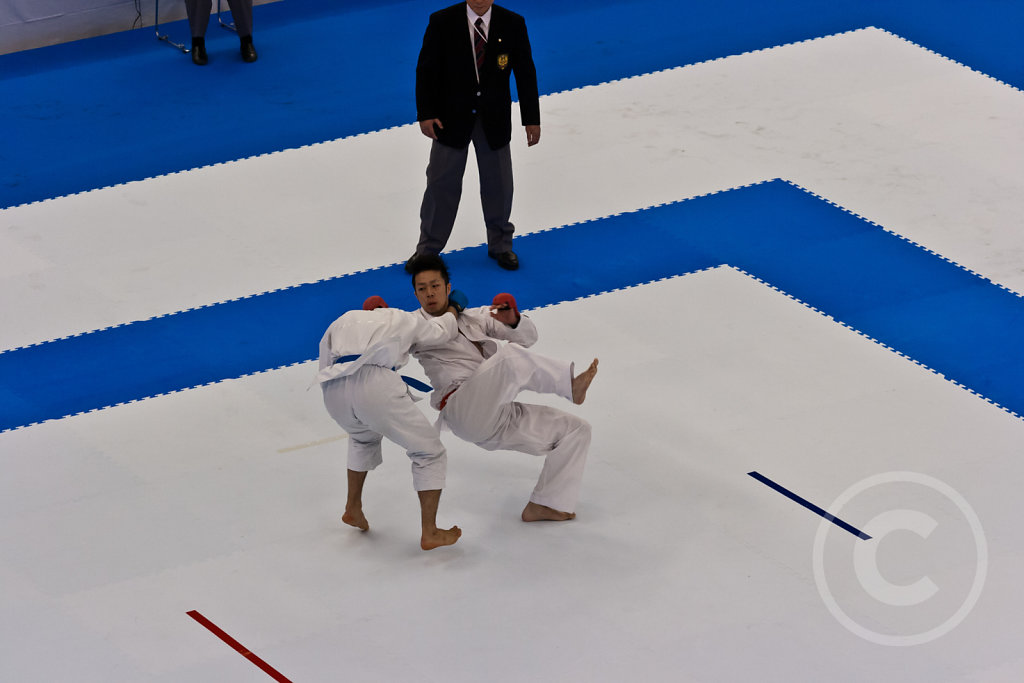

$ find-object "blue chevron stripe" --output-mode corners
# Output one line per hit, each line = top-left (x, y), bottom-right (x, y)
(3, 179), (1022, 431)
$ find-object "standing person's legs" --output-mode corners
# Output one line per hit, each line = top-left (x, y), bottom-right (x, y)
(184, 0), (213, 38)
(224, 0), (256, 62)
(417, 140), (471, 256)
(185, 0), (212, 63)
(223, 0), (253, 37)
(471, 120), (515, 256)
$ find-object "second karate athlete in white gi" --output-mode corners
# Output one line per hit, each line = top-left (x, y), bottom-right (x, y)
(317, 295), (463, 550)
(408, 256), (599, 522)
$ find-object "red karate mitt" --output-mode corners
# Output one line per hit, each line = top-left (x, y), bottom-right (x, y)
(363, 295), (388, 311)
(491, 293), (519, 315)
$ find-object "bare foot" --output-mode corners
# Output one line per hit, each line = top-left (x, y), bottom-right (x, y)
(342, 507), (369, 531)
(571, 358), (599, 405)
(521, 501), (576, 522)
(421, 525), (462, 550)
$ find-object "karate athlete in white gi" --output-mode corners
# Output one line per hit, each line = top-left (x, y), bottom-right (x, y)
(317, 295), (463, 550)
(408, 255), (599, 522)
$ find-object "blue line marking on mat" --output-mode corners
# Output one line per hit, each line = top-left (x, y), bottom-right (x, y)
(3, 178), (1024, 432)
(748, 471), (870, 540)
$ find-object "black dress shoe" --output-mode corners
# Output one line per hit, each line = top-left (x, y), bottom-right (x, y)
(191, 42), (208, 66)
(404, 254), (421, 274)
(490, 250), (519, 271)
(240, 40), (258, 63)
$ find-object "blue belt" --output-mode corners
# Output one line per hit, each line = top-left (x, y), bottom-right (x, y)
(334, 355), (433, 393)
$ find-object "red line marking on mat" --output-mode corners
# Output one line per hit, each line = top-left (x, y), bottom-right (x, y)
(187, 610), (293, 683)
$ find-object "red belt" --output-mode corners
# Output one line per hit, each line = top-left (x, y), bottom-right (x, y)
(438, 388), (458, 410)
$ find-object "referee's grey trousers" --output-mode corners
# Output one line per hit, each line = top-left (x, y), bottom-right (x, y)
(185, 0), (253, 38)
(417, 118), (515, 257)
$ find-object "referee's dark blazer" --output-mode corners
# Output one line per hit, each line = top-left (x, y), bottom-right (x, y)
(416, 3), (540, 151)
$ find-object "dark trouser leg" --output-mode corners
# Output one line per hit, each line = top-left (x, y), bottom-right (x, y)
(417, 138), (470, 255)
(184, 0), (213, 37)
(224, 0), (254, 37)
(472, 120), (515, 255)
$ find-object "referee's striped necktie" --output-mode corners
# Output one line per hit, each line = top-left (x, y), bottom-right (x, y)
(474, 17), (486, 72)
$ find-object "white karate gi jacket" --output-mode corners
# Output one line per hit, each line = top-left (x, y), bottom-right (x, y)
(317, 307), (458, 385)
(413, 306), (538, 408)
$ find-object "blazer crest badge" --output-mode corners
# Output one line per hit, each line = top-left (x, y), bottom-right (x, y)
(497, 54), (509, 70)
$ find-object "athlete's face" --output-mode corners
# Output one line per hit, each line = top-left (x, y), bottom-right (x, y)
(467, 0), (494, 17)
(413, 270), (452, 316)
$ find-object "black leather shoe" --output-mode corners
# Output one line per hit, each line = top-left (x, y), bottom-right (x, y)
(490, 250), (519, 271)
(404, 254), (421, 274)
(191, 42), (208, 66)
(240, 41), (258, 63)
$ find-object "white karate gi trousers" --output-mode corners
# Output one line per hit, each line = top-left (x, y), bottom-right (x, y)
(321, 365), (446, 492)
(442, 344), (591, 512)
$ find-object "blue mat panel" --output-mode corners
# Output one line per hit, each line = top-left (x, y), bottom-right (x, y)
(3, 179), (1022, 431)
(1, 0), (1021, 209)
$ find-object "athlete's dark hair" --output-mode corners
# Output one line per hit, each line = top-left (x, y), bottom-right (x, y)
(409, 254), (451, 286)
